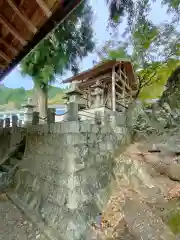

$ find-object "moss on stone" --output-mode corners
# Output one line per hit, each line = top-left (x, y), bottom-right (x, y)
(168, 212), (180, 234)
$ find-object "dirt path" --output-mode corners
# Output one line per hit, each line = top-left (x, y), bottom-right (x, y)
(0, 194), (47, 240)
(92, 141), (180, 239)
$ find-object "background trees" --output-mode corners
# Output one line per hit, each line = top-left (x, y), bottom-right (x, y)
(19, 0), (180, 117)
(104, 0), (180, 100)
(20, 1), (95, 118)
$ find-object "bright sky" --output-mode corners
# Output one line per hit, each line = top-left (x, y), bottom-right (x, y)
(2, 0), (170, 90)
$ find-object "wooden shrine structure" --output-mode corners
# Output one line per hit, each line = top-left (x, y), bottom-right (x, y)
(62, 60), (139, 112)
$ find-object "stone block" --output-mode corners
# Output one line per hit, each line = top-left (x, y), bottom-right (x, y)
(12, 115), (18, 128)
(50, 122), (61, 133)
(61, 121), (80, 133)
(47, 108), (55, 124)
(116, 112), (126, 126)
(5, 118), (10, 128)
(32, 111), (39, 125)
(98, 142), (107, 152)
(100, 125), (112, 134)
(79, 121), (92, 132)
(91, 124), (100, 133)
(65, 133), (87, 145)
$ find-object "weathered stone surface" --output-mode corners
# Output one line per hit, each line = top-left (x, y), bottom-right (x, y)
(6, 120), (123, 240)
(3, 94), (180, 240)
(0, 172), (13, 192)
(165, 164), (180, 181)
(0, 195), (48, 240)
(123, 197), (176, 240)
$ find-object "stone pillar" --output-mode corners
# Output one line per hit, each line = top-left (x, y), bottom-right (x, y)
(110, 111), (117, 129)
(22, 98), (35, 126)
(91, 80), (103, 108)
(65, 102), (79, 121)
(0, 119), (4, 128)
(12, 115), (18, 128)
(32, 111), (40, 125)
(5, 118), (10, 128)
(65, 81), (85, 110)
(18, 120), (22, 127)
(94, 111), (101, 125)
(47, 108), (55, 124)
(104, 111), (111, 126)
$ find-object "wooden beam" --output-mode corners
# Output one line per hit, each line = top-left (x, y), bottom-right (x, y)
(36, 0), (52, 18)
(79, 74), (111, 89)
(108, 87), (129, 109)
(112, 66), (116, 112)
(0, 38), (18, 55)
(115, 72), (131, 91)
(7, 0), (37, 34)
(0, 63), (6, 69)
(0, 14), (27, 45)
(116, 99), (128, 109)
(115, 82), (123, 92)
(0, 51), (11, 63)
(115, 86), (131, 98)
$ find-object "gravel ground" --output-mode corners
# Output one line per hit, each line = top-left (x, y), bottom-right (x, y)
(0, 194), (47, 240)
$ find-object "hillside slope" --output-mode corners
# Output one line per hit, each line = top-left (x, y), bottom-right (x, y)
(0, 85), (65, 110)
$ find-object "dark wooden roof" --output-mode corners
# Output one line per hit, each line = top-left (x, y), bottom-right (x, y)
(0, 0), (81, 80)
(62, 59), (137, 84)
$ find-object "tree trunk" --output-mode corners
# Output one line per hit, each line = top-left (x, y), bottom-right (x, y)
(32, 87), (39, 112)
(34, 84), (48, 120)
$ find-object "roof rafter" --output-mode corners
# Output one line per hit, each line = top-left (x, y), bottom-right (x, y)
(0, 63), (6, 69)
(0, 38), (18, 55)
(0, 14), (27, 45)
(0, 50), (11, 63)
(36, 0), (52, 18)
(7, 0), (38, 34)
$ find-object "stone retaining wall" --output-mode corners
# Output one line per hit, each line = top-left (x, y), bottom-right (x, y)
(12, 121), (129, 240)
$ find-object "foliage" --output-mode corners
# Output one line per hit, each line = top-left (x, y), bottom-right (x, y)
(98, 44), (131, 62)
(106, 0), (180, 64)
(21, 1), (94, 83)
(0, 85), (65, 110)
(102, 0), (180, 101)
(106, 0), (134, 26)
(99, 40), (180, 100)
(20, 1), (95, 117)
(138, 59), (180, 100)
(106, 0), (180, 26)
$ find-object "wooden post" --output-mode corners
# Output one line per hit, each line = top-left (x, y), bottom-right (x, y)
(112, 66), (116, 112)
(87, 88), (90, 108)
(119, 63), (126, 111)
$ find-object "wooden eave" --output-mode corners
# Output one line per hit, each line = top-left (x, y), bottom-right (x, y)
(0, 0), (82, 80)
(62, 60), (138, 88)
